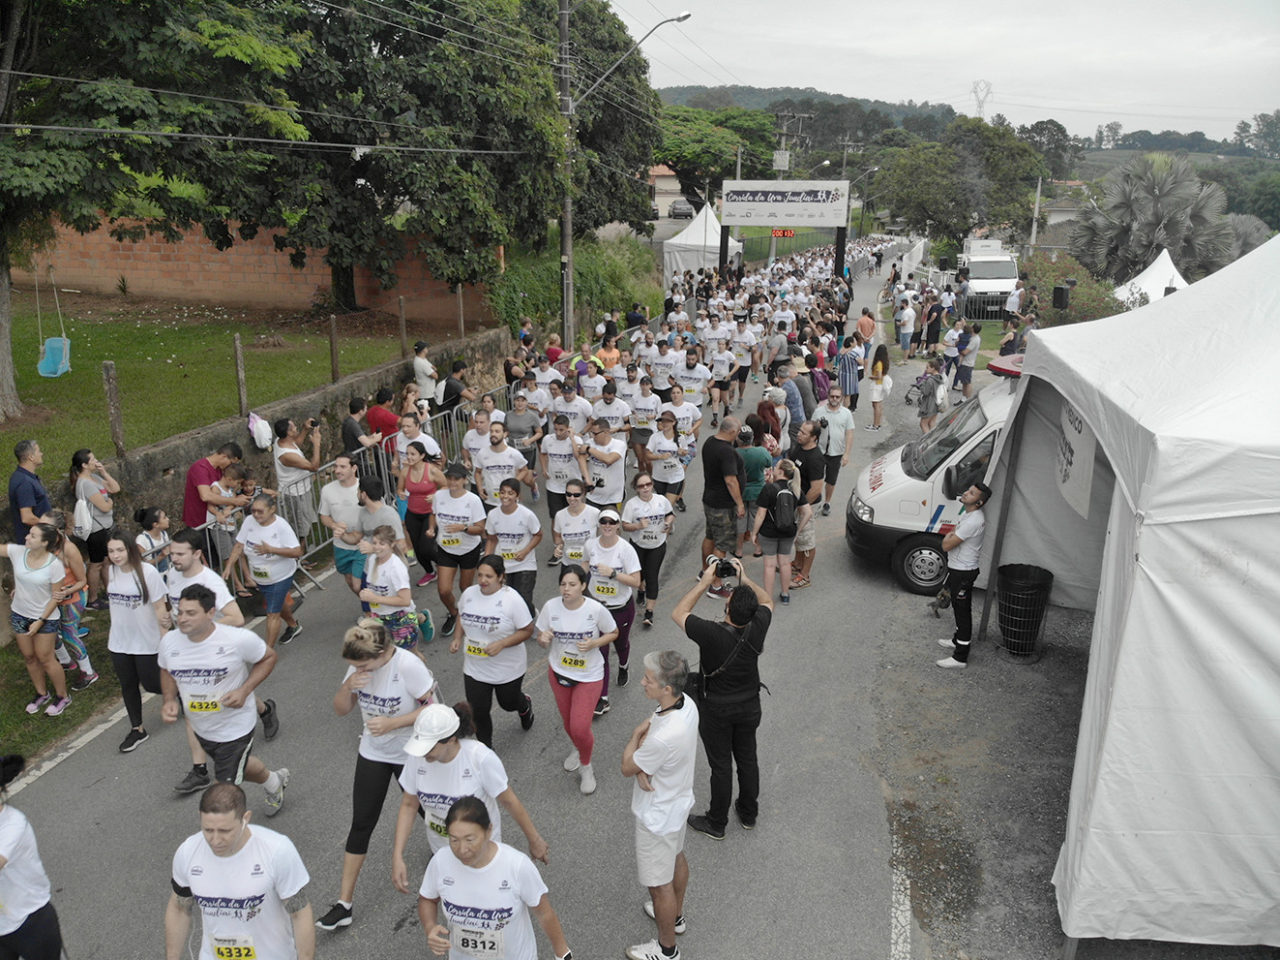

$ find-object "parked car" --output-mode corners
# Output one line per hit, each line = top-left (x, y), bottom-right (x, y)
(668, 198), (694, 219)
(649, 203), (660, 220)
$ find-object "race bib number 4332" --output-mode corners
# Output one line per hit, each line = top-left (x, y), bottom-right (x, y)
(212, 937), (256, 960)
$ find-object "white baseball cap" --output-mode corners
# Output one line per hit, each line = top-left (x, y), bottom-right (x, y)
(404, 704), (460, 757)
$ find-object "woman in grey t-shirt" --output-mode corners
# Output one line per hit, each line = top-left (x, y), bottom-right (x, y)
(69, 448), (120, 609)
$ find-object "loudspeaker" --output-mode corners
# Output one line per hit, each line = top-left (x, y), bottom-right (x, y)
(938, 257), (950, 271)
(1052, 285), (1069, 309)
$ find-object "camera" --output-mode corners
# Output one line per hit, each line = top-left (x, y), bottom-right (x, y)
(817, 417), (828, 430)
(706, 554), (736, 580)
(593, 477), (606, 489)
(305, 417), (319, 430)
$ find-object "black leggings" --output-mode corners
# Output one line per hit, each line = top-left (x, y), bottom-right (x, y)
(404, 510), (436, 574)
(0, 901), (63, 960)
(464, 674), (529, 748)
(346, 754), (404, 855)
(633, 542), (668, 601)
(112, 651), (161, 728)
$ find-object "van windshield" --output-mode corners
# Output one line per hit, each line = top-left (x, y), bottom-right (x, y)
(965, 260), (1019, 280)
(902, 399), (989, 480)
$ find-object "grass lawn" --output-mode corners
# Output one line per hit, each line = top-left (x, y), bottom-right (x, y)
(2, 290), (408, 478)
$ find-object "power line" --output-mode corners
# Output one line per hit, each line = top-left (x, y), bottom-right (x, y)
(0, 123), (526, 155)
(352, 0), (544, 64)
(570, 60), (658, 117)
(641, 0), (741, 89)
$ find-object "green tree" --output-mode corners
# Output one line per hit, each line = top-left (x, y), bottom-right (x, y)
(0, 0), (308, 419)
(941, 117), (1046, 237)
(1248, 171), (1280, 229)
(1017, 119), (1078, 179)
(1248, 109), (1280, 159)
(872, 142), (974, 245)
(1227, 213), (1272, 261)
(654, 105), (773, 201)
(1070, 153), (1232, 283)
(207, 0), (564, 310)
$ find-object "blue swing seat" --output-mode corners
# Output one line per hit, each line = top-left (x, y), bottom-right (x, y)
(38, 337), (71, 378)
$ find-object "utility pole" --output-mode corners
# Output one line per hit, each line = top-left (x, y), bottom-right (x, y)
(558, 0), (575, 351)
(1029, 175), (1043, 251)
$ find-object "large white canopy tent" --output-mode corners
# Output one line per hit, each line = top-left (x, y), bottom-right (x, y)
(978, 236), (1280, 947)
(662, 205), (742, 279)
(1113, 247), (1188, 303)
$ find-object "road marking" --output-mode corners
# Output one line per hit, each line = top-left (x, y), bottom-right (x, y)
(889, 830), (913, 960)
(8, 571), (332, 797)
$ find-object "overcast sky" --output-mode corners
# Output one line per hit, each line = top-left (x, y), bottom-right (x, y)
(612, 0), (1280, 141)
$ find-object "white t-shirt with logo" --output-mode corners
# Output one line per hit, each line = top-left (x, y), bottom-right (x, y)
(615, 379), (642, 408)
(551, 396), (593, 435)
(363, 553), (416, 616)
(536, 596), (617, 683)
(659, 402), (700, 451)
(673, 363), (712, 406)
(630, 392), (662, 431)
(419, 843), (547, 960)
(107, 562), (167, 655)
(709, 348), (736, 381)
(434, 489), (486, 557)
(553, 506), (600, 566)
(591, 398), (631, 434)
(583, 536), (641, 608)
(577, 373), (607, 402)
(457, 585), (533, 685)
(539, 434), (583, 493)
(649, 351), (679, 388)
(166, 565), (236, 618)
(0, 806), (51, 936)
(484, 505), (541, 574)
(474, 446), (528, 504)
(622, 495), (674, 550)
(171, 825), (310, 960)
(342, 647), (434, 763)
(586, 438), (627, 505)
(157, 625), (267, 741)
(731, 329), (757, 364)
(398, 738), (508, 852)
(235, 515), (299, 585)
(646, 433), (686, 484)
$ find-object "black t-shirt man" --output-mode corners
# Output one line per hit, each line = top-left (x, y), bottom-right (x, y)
(793, 443), (825, 506)
(701, 435), (744, 510)
(685, 606), (770, 704)
(441, 375), (466, 412)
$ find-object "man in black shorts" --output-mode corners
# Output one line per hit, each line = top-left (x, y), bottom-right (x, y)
(699, 417), (746, 600)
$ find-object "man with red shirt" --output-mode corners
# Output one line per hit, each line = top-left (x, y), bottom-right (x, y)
(365, 387), (400, 439)
(183, 443), (251, 570)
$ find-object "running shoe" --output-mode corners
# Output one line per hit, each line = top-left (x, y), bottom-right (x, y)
(85, 598), (108, 611)
(279, 624), (302, 644)
(579, 763), (596, 795)
(25, 695), (51, 715)
(531, 486), (540, 502)
(643, 900), (687, 934)
(76, 626), (90, 640)
(936, 657), (967, 669)
(119, 728), (149, 753)
(617, 664), (629, 687)
(593, 696), (611, 717)
(705, 584), (732, 600)
(563, 750), (581, 772)
(779, 594), (790, 605)
(71, 672), (100, 692)
(687, 813), (725, 840)
(821, 502), (831, 517)
(261, 698), (280, 741)
(642, 611), (654, 628)
(937, 638), (957, 650)
(636, 589), (645, 605)
(416, 572), (437, 587)
(710, 415), (718, 427)
(626, 939), (681, 960)
(518, 695), (535, 731)
(316, 902), (353, 931)
(264, 768), (290, 816)
(674, 498), (686, 513)
(45, 695), (72, 717)
(734, 804), (757, 830)
(174, 767), (211, 795)
(545, 554), (560, 566)
(441, 614), (457, 637)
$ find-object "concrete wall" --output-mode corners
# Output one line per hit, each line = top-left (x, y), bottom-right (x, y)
(12, 221), (491, 324)
(2, 327), (513, 536)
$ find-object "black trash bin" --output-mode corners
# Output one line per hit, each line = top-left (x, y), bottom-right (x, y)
(996, 564), (1054, 657)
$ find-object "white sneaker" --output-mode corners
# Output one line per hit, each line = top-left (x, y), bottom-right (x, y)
(579, 763), (596, 795)
(937, 638), (956, 649)
(936, 657), (967, 669)
(563, 749), (581, 772)
(264, 768), (290, 815)
(626, 938), (682, 960)
(643, 899), (687, 934)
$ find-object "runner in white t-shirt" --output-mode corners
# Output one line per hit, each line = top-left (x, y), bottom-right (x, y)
(621, 474), (675, 627)
(390, 705), (549, 894)
(167, 782), (313, 960)
(672, 352), (712, 408)
(418, 798), (571, 960)
(452, 557), (535, 747)
(552, 480), (600, 568)
(0, 766), (63, 957)
(582, 512), (642, 715)
(582, 419), (627, 511)
(314, 620), (435, 931)
(646, 412), (687, 505)
(432, 465), (488, 642)
(106, 532), (169, 754)
(224, 494), (301, 648)
(536, 565), (618, 794)
(359, 525), (421, 651)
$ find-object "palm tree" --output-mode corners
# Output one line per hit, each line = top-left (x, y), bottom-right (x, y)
(1227, 213), (1273, 261)
(1070, 153), (1232, 283)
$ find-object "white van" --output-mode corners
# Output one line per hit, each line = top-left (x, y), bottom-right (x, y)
(845, 379), (1016, 593)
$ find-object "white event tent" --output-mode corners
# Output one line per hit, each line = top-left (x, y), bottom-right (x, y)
(978, 236), (1280, 947)
(662, 205), (742, 279)
(1113, 247), (1188, 303)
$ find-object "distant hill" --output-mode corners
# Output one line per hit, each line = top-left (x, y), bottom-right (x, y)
(658, 85), (956, 126)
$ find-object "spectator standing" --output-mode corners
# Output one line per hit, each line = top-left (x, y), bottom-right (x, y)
(223, 494), (302, 647)
(412, 341), (438, 407)
(42, 509), (95, 687)
(699, 418), (746, 600)
(273, 418), (322, 545)
(2, 523), (71, 716)
(621, 650), (698, 960)
(957, 322), (983, 402)
(105, 531), (169, 754)
(440, 360), (478, 417)
(342, 398), (382, 461)
(135, 506), (172, 574)
(917, 358), (945, 433)
(750, 459), (805, 604)
(936, 483), (991, 670)
(319, 454), (366, 597)
(182, 443), (249, 569)
(672, 557), (772, 839)
(866, 345), (892, 432)
(815, 388), (856, 515)
(8, 440), (51, 542)
(69, 448), (119, 609)
(789, 422), (826, 591)
(736, 426), (772, 557)
(366, 387), (400, 440)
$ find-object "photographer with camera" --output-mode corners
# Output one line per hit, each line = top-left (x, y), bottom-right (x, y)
(671, 555), (772, 840)
(272, 416), (323, 545)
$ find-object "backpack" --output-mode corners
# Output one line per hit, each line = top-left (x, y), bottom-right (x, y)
(433, 378), (449, 406)
(934, 378), (948, 408)
(770, 485), (798, 538)
(72, 496), (93, 540)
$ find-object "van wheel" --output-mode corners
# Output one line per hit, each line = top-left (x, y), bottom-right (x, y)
(891, 535), (947, 595)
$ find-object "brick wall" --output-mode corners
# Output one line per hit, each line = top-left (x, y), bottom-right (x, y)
(12, 221), (491, 323)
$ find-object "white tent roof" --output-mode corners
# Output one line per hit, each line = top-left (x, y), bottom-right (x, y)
(983, 236), (1280, 946)
(662, 205), (742, 278)
(1113, 247), (1188, 303)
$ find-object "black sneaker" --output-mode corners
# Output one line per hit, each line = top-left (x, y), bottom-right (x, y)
(441, 613), (457, 636)
(617, 664), (630, 687)
(174, 767), (211, 795)
(519, 695), (535, 731)
(593, 696), (611, 717)
(279, 623), (301, 644)
(316, 902), (353, 931)
(710, 415), (718, 427)
(71, 671), (100, 692)
(687, 813), (726, 840)
(642, 611), (654, 628)
(261, 698), (280, 741)
(734, 805), (757, 830)
(674, 498), (686, 513)
(119, 728), (149, 753)
(636, 589), (646, 605)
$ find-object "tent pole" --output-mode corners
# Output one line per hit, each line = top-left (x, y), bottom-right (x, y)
(976, 382), (1029, 643)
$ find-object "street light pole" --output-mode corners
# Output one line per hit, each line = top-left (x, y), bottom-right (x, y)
(559, 10), (690, 350)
